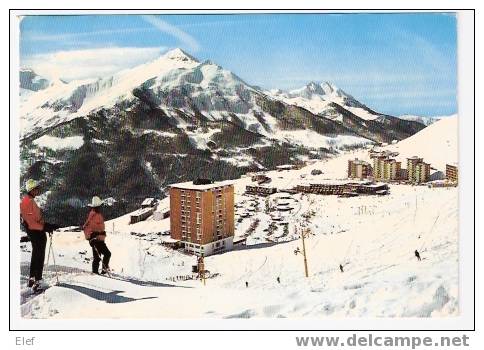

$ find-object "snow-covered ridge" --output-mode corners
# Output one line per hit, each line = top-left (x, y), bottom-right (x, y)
(384, 115), (458, 172)
(266, 81), (380, 121)
(33, 135), (84, 151)
(19, 48), (423, 142)
(277, 130), (373, 149)
(19, 68), (51, 92)
(20, 49), (201, 138)
(397, 114), (450, 126)
(20, 48), (265, 140)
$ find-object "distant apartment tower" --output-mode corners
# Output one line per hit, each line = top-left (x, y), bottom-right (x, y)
(407, 157), (431, 183)
(373, 156), (401, 181)
(407, 157), (422, 181)
(347, 159), (371, 179)
(372, 155), (385, 180)
(446, 163), (458, 184)
(415, 163), (431, 183)
(383, 158), (401, 181)
(169, 180), (234, 256)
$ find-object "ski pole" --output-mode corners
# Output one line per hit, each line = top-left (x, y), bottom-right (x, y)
(45, 235), (51, 279)
(44, 234), (59, 285)
(49, 235), (60, 285)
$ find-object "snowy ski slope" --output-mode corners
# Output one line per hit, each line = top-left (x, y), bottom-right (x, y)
(19, 121), (459, 318)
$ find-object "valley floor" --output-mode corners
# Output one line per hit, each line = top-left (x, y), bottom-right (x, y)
(19, 150), (459, 319)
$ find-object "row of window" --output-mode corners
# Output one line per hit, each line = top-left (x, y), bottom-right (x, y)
(185, 239), (227, 250)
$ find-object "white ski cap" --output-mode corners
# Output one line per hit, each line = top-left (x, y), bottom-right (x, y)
(25, 179), (40, 193)
(88, 196), (103, 207)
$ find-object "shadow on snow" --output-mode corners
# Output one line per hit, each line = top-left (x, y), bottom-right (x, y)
(21, 262), (193, 290)
(57, 282), (157, 304)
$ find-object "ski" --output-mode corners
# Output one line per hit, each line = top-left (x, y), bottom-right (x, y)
(20, 285), (50, 305)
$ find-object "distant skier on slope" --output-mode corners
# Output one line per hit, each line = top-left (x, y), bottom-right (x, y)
(20, 179), (59, 293)
(83, 196), (111, 275)
(339, 264), (344, 273)
(414, 250), (421, 261)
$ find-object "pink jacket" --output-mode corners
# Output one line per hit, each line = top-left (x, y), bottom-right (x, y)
(82, 210), (105, 240)
(20, 195), (44, 231)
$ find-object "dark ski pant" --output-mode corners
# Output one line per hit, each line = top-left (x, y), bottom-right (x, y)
(91, 240), (111, 273)
(26, 230), (47, 281)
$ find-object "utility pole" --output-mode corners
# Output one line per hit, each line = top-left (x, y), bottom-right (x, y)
(301, 228), (309, 278)
(294, 227), (309, 277)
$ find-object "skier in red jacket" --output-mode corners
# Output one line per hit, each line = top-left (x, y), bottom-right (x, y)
(83, 196), (111, 274)
(20, 179), (58, 292)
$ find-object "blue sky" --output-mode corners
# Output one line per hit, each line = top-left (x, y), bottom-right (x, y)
(20, 13), (457, 116)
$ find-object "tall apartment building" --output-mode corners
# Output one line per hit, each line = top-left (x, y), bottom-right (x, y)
(373, 156), (401, 181)
(169, 180), (234, 256)
(407, 156), (422, 182)
(415, 162), (431, 183)
(446, 163), (458, 184)
(372, 155), (385, 180)
(347, 159), (371, 179)
(407, 157), (431, 183)
(383, 158), (401, 181)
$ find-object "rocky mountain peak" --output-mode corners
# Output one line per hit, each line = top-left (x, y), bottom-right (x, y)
(306, 81), (325, 94)
(19, 68), (50, 92)
(163, 48), (199, 62)
(321, 81), (339, 94)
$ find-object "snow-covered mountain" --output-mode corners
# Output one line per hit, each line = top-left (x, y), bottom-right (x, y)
(19, 48), (426, 226)
(267, 81), (381, 121)
(397, 114), (446, 126)
(20, 49), (201, 137)
(19, 69), (53, 106)
(20, 68), (50, 92)
(20, 48), (423, 142)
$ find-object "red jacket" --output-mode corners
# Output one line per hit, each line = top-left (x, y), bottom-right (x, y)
(20, 195), (44, 231)
(83, 209), (105, 240)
